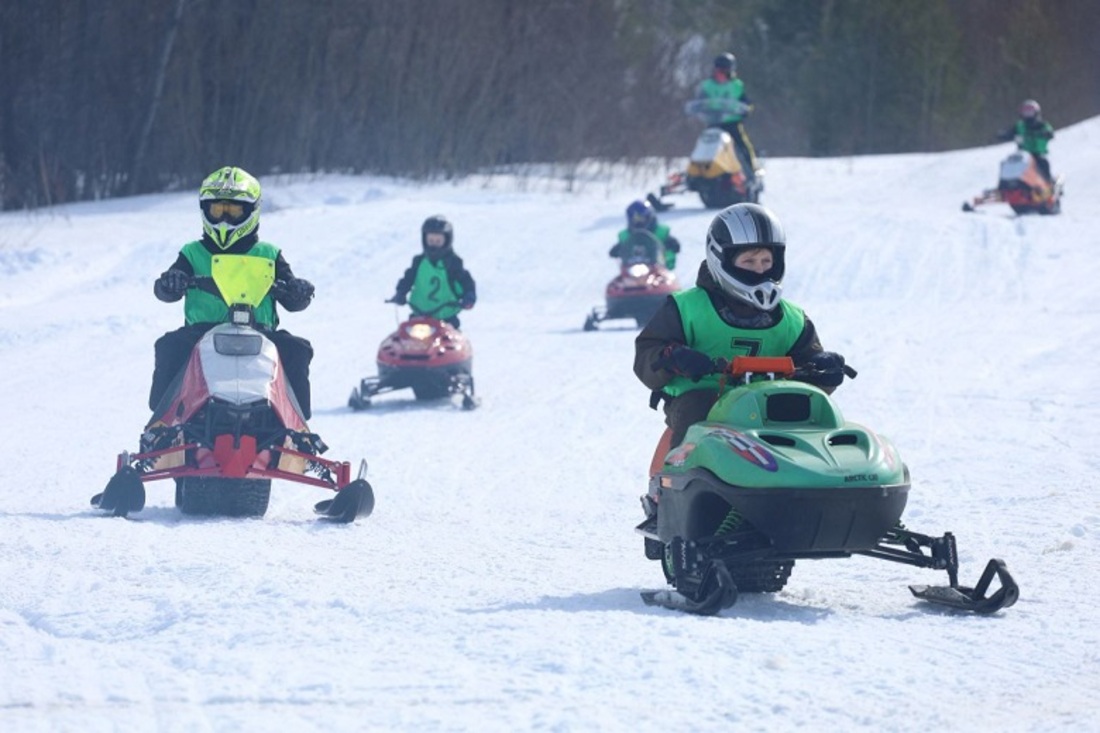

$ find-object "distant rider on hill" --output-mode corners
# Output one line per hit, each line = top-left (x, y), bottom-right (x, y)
(996, 99), (1055, 186)
(690, 52), (759, 181)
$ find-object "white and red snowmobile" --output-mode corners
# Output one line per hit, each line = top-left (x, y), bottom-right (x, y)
(92, 255), (374, 523)
(963, 151), (1063, 215)
(584, 230), (679, 331)
(348, 301), (477, 410)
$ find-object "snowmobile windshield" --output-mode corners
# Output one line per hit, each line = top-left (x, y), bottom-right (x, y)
(622, 230), (660, 265)
(210, 254), (275, 307)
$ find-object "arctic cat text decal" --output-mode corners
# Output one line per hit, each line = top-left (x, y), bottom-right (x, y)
(709, 428), (778, 472)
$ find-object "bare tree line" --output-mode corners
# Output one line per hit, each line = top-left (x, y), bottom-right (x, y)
(1, 0), (1097, 210)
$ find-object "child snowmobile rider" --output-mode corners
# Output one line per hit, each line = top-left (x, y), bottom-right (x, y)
(634, 203), (848, 447)
(996, 98), (1055, 186)
(389, 215), (477, 329)
(148, 166), (316, 418)
(693, 52), (759, 180)
(610, 199), (681, 269)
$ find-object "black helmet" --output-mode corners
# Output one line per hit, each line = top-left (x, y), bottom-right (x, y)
(704, 203), (786, 311)
(714, 52), (736, 73)
(421, 215), (453, 257)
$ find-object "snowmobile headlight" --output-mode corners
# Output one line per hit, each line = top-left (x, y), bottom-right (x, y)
(228, 304), (254, 326)
(407, 323), (436, 340)
(214, 333), (263, 356)
(627, 263), (650, 278)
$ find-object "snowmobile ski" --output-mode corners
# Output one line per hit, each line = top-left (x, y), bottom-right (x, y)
(641, 560), (738, 616)
(909, 558), (1019, 614)
(646, 192), (673, 212)
(313, 462), (375, 524)
(91, 464), (146, 518)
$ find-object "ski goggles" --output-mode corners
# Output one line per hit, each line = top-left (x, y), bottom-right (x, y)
(202, 199), (252, 225)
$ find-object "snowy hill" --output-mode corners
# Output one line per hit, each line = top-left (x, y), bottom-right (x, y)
(1, 119), (1099, 732)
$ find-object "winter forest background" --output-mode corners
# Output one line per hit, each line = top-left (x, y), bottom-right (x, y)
(3, 0), (1100, 210)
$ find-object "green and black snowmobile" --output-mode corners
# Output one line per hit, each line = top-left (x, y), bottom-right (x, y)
(636, 356), (1019, 616)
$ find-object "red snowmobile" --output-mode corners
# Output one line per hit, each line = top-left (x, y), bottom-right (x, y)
(91, 255), (374, 523)
(584, 231), (680, 331)
(348, 302), (477, 410)
(963, 151), (1062, 215)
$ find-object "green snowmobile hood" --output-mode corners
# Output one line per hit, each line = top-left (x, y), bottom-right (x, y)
(211, 254), (275, 307)
(661, 379), (907, 490)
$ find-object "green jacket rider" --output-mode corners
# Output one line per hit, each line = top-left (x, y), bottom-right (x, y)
(390, 215), (477, 329)
(996, 99), (1055, 184)
(691, 52), (759, 179)
(635, 203), (847, 447)
(149, 166), (316, 418)
(610, 200), (681, 269)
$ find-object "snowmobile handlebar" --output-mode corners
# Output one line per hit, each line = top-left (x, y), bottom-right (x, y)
(185, 275), (222, 298)
(683, 98), (750, 119)
(716, 355), (857, 387)
(404, 301), (463, 317)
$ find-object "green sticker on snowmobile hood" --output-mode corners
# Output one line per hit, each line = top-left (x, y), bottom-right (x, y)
(211, 254), (275, 307)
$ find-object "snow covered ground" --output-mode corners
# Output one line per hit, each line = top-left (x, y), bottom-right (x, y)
(1, 118), (1099, 732)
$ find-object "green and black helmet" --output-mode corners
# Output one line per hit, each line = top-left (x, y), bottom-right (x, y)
(199, 166), (262, 250)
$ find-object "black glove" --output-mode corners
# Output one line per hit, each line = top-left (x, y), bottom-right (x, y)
(157, 269), (189, 297)
(273, 278), (314, 309)
(460, 292), (476, 310)
(664, 236), (681, 253)
(654, 345), (720, 382)
(387, 292), (407, 305)
(799, 351), (853, 388)
(289, 278), (314, 301)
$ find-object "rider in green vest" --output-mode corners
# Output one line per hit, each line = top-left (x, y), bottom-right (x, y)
(610, 200), (681, 269)
(389, 215), (477, 329)
(996, 99), (1055, 185)
(634, 203), (848, 447)
(692, 52), (759, 180)
(149, 166), (317, 417)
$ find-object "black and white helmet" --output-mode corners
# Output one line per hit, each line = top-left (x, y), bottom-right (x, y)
(704, 203), (786, 310)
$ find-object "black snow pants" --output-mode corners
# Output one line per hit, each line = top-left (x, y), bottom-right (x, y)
(719, 121), (759, 179)
(663, 388), (721, 448)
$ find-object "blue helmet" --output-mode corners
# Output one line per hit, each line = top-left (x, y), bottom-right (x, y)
(626, 200), (656, 231)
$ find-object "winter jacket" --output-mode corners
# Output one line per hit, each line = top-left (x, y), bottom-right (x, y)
(997, 118), (1054, 156)
(634, 261), (825, 397)
(153, 232), (312, 326)
(394, 251), (476, 321)
(695, 76), (753, 125)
